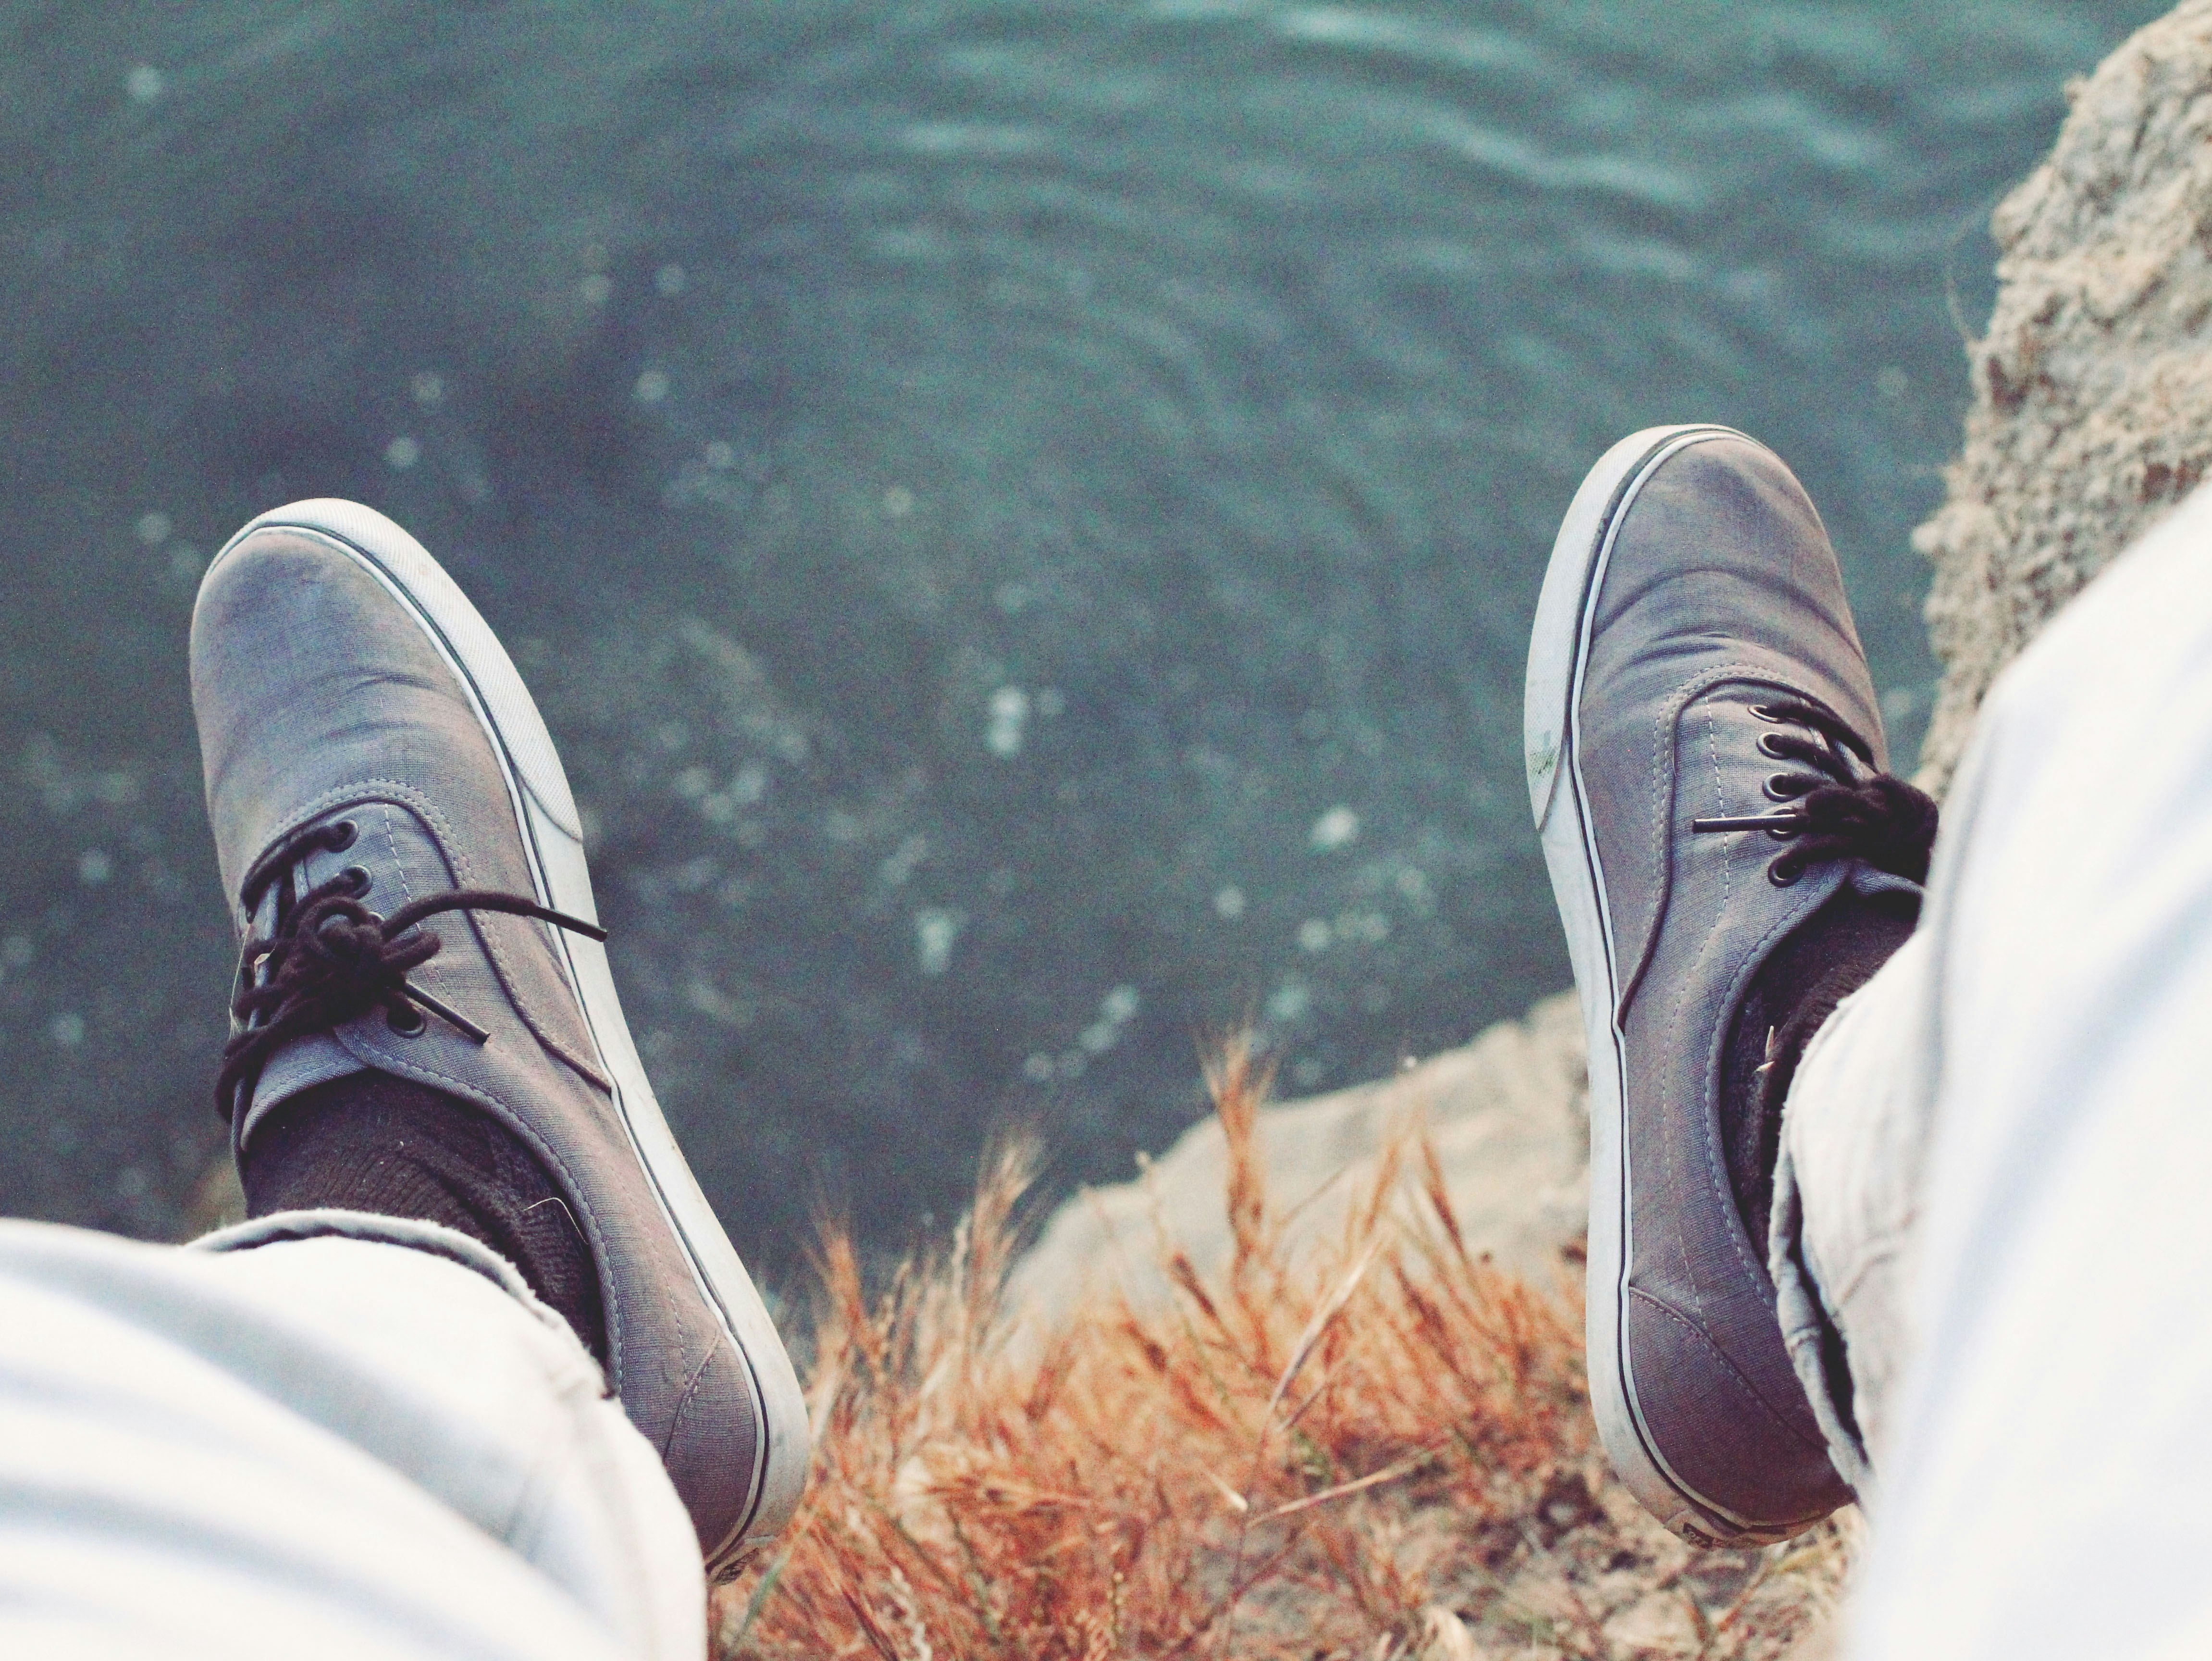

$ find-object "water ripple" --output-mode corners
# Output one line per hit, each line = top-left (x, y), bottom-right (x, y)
(0, 0), (2172, 1260)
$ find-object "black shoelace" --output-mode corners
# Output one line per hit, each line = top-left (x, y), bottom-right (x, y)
(215, 816), (607, 1125)
(1690, 697), (1939, 887)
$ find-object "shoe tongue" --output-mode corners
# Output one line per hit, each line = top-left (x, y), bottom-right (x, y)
(226, 835), (374, 1147)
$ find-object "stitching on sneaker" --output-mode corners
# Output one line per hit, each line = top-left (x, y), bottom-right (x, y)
(1626, 1285), (1836, 1462)
(661, 1332), (724, 1458)
(375, 803), (418, 910)
(247, 781), (610, 1092)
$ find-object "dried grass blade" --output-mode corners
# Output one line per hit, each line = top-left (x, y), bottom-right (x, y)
(718, 1550), (788, 1656)
(840, 1583), (907, 1661)
(1262, 1234), (1384, 1428)
(1251, 1448), (1435, 1524)
(1198, 1463), (1252, 1514)
(1204, 1033), (1279, 1284)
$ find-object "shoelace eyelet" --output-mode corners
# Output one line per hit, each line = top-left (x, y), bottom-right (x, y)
(340, 866), (371, 894)
(1767, 857), (1805, 887)
(217, 867), (608, 1126)
(1764, 773), (1805, 802)
(326, 818), (359, 852)
(1757, 731), (1792, 759)
(1749, 703), (1788, 723)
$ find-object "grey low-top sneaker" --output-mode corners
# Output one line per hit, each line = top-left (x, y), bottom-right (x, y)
(191, 500), (808, 1575)
(1524, 427), (1930, 1545)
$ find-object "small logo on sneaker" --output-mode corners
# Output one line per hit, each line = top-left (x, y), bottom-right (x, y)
(1526, 730), (1560, 821)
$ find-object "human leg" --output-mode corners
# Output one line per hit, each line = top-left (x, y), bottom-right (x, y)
(1768, 928), (1936, 1496)
(1832, 483), (2212, 1655)
(188, 498), (808, 1575)
(1525, 425), (1936, 1543)
(0, 1215), (696, 1659)
(4, 496), (810, 1651)
(1538, 429), (2212, 1650)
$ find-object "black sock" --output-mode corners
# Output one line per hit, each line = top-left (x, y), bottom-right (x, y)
(1721, 887), (1918, 1255)
(240, 1073), (608, 1364)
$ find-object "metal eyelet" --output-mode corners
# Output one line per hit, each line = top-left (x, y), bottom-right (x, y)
(1763, 774), (1802, 801)
(1757, 732), (1791, 759)
(386, 1005), (426, 1037)
(341, 865), (371, 894)
(1767, 858), (1804, 887)
(1750, 704), (1787, 723)
(326, 819), (359, 851)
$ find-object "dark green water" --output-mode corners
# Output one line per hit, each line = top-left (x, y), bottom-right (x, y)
(0, 0), (2170, 1276)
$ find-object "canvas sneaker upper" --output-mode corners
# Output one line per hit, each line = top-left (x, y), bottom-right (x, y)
(1526, 427), (1931, 1543)
(192, 502), (808, 1576)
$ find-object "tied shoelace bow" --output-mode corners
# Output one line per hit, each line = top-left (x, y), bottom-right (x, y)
(1690, 697), (1939, 888)
(214, 816), (607, 1125)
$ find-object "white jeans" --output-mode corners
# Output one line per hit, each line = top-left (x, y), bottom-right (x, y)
(1773, 483), (2212, 1657)
(0, 1210), (704, 1661)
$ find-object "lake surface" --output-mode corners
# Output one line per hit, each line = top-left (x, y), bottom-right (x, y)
(0, 0), (2168, 1277)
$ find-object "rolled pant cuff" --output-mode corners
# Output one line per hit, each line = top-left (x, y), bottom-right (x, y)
(1769, 1140), (1874, 1497)
(191, 1207), (563, 1337)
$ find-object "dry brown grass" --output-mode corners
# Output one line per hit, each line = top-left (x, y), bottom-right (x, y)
(715, 1040), (1850, 1661)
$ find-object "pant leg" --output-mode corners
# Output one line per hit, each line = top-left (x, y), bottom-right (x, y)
(0, 1210), (705, 1661)
(1768, 483), (2212, 1658)
(1768, 928), (1937, 1497)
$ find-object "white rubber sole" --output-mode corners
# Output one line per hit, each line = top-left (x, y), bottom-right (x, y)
(1524, 425), (1774, 1545)
(213, 500), (811, 1560)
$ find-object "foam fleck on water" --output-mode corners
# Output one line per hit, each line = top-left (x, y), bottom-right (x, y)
(914, 908), (964, 976)
(1309, 806), (1360, 852)
(986, 687), (1030, 757)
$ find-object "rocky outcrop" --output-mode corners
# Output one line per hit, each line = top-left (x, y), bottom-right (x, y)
(1008, 990), (1588, 1321)
(1916, 0), (2212, 793)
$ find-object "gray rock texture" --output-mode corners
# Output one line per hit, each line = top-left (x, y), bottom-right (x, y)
(1008, 990), (1588, 1320)
(1917, 0), (2212, 793)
